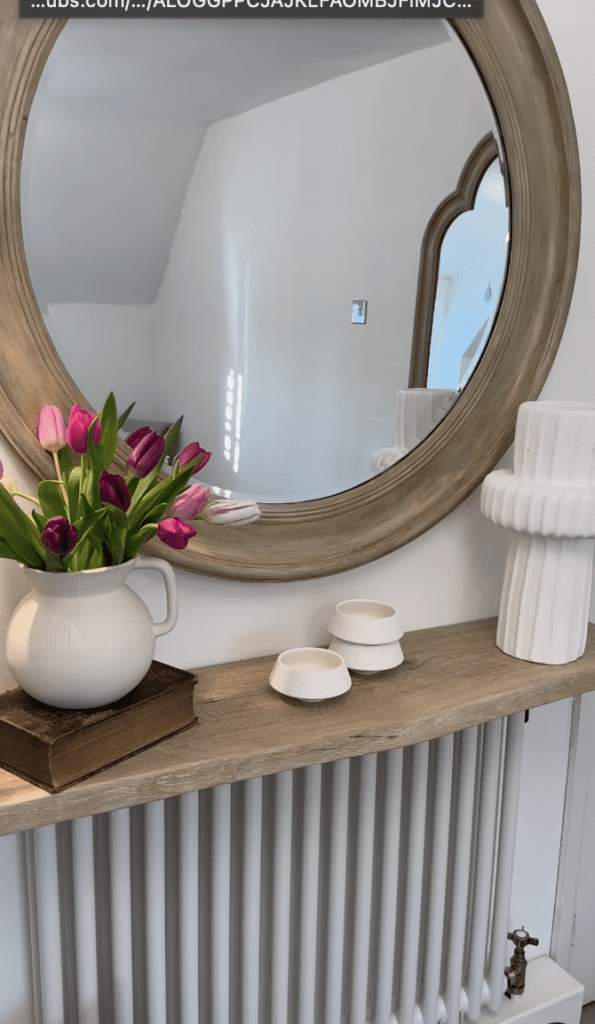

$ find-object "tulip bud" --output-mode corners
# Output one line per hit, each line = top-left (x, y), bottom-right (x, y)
(41, 516), (78, 556)
(126, 425), (153, 449)
(66, 405), (101, 455)
(157, 517), (197, 550)
(99, 471), (131, 512)
(174, 443), (211, 474)
(201, 498), (260, 528)
(169, 484), (210, 523)
(38, 405), (67, 453)
(126, 431), (165, 478)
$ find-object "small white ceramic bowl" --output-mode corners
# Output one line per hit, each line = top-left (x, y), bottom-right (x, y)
(329, 636), (404, 674)
(269, 647), (352, 702)
(328, 599), (403, 646)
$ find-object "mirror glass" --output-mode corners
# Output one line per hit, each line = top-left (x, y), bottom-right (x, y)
(20, 18), (508, 503)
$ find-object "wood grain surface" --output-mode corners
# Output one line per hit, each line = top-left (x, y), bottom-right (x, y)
(0, 661), (197, 791)
(0, 618), (594, 836)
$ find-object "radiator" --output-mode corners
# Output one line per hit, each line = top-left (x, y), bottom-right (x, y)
(21, 713), (525, 1024)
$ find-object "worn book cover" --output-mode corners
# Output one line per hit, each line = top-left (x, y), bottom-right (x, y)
(0, 660), (197, 792)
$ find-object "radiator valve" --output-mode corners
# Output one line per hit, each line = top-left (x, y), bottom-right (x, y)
(505, 927), (538, 1000)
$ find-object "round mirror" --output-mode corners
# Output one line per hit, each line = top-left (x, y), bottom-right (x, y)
(0, 0), (580, 580)
(20, 18), (508, 504)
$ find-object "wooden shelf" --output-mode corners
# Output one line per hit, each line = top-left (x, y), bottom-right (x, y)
(1, 617), (594, 837)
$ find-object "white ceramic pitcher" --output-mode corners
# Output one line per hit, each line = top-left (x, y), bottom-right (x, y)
(6, 554), (178, 708)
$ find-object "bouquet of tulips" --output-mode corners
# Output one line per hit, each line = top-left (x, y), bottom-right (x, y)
(0, 392), (260, 572)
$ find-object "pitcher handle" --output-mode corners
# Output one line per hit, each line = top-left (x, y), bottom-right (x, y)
(129, 555), (178, 638)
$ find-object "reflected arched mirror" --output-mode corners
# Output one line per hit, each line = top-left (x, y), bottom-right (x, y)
(0, 0), (580, 580)
(428, 155), (508, 391)
(372, 133), (509, 475)
(20, 18), (507, 504)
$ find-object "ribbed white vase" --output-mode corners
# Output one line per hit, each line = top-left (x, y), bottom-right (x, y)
(6, 554), (178, 707)
(481, 401), (595, 664)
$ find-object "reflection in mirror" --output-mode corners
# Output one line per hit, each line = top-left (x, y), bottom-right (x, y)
(372, 138), (509, 474)
(20, 19), (508, 503)
(426, 153), (509, 390)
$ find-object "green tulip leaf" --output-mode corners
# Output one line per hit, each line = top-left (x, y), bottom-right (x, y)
(125, 523), (159, 560)
(91, 547), (105, 569)
(67, 466), (81, 519)
(31, 509), (45, 533)
(127, 464), (197, 534)
(96, 392), (119, 471)
(103, 502), (128, 530)
(0, 538), (40, 565)
(45, 551), (66, 572)
(58, 445), (75, 485)
(127, 472), (156, 514)
(37, 480), (68, 521)
(0, 486), (46, 566)
(117, 400), (136, 432)
(83, 420), (102, 511)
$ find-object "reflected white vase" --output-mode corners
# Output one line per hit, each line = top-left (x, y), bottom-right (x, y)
(6, 554), (178, 708)
(371, 389), (458, 474)
(481, 401), (595, 665)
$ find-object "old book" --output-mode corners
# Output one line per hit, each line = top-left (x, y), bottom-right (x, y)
(0, 660), (197, 793)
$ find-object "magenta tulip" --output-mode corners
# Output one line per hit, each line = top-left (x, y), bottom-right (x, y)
(174, 442), (211, 474)
(157, 518), (197, 550)
(66, 405), (101, 454)
(126, 431), (165, 478)
(38, 405), (66, 453)
(99, 471), (131, 512)
(126, 426), (153, 449)
(41, 516), (78, 556)
(169, 484), (210, 523)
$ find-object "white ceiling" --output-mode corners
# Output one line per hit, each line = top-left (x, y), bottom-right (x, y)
(21, 19), (451, 307)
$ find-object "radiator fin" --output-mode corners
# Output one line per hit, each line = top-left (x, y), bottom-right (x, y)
(21, 715), (524, 1024)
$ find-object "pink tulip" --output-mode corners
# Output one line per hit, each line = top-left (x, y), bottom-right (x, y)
(169, 485), (210, 523)
(38, 406), (66, 453)
(41, 516), (78, 556)
(201, 499), (260, 528)
(157, 518), (197, 550)
(126, 431), (165, 478)
(126, 426), (153, 449)
(174, 443), (211, 474)
(0, 461), (3, 479)
(66, 405), (101, 455)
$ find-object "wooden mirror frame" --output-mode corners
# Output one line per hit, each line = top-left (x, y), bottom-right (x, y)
(0, 0), (580, 582)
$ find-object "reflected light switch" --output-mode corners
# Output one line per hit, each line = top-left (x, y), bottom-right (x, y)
(352, 299), (367, 324)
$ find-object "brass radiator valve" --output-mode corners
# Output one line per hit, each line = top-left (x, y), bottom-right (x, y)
(505, 927), (539, 1000)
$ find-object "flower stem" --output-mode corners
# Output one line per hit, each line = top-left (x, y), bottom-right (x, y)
(53, 451), (69, 510)
(11, 490), (40, 506)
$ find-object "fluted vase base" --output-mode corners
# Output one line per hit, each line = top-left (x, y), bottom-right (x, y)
(497, 533), (594, 665)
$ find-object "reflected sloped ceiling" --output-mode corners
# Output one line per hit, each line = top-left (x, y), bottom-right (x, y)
(21, 19), (450, 307)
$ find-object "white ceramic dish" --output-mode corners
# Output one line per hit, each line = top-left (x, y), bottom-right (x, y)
(269, 647), (352, 702)
(328, 636), (404, 674)
(328, 599), (403, 646)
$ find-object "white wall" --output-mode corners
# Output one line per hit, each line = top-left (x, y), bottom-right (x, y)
(45, 303), (158, 419)
(0, 2), (591, 1018)
(154, 39), (495, 500)
(535, 0), (595, 1001)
